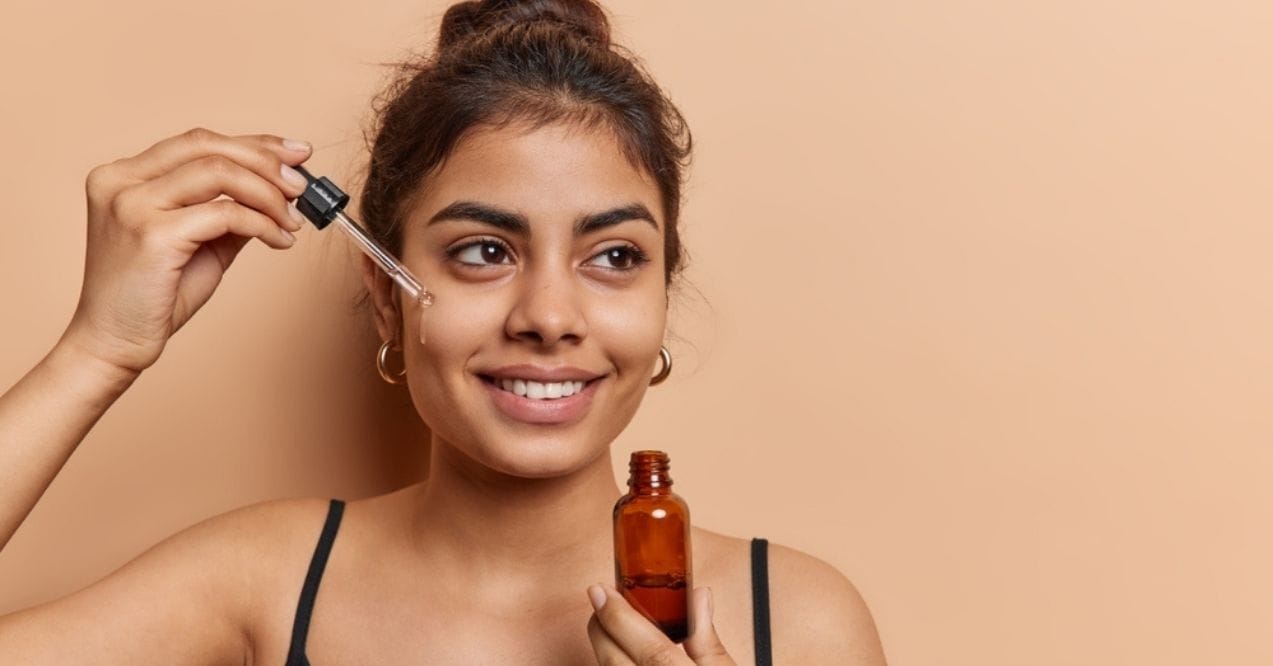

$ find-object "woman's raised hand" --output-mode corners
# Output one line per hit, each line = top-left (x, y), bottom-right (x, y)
(62, 129), (311, 377)
(586, 585), (737, 666)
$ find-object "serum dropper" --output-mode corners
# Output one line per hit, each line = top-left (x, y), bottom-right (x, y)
(291, 166), (436, 326)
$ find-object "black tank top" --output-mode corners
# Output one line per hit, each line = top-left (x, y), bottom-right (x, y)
(285, 499), (774, 666)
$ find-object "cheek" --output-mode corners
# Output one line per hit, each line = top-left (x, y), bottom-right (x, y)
(587, 287), (667, 373)
(407, 288), (507, 366)
(400, 288), (510, 440)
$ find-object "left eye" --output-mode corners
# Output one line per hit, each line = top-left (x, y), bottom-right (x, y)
(586, 246), (646, 270)
(452, 241), (512, 266)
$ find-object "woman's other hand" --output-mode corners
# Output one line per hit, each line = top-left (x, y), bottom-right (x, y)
(586, 584), (736, 666)
(62, 128), (311, 377)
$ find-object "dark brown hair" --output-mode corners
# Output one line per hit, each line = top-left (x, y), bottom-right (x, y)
(360, 0), (692, 285)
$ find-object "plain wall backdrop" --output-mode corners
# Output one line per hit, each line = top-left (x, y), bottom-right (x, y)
(1, 1), (1270, 664)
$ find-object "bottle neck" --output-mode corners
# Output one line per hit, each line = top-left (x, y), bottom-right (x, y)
(628, 450), (673, 494)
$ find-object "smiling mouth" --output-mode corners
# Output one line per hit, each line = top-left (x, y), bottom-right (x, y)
(479, 375), (592, 400)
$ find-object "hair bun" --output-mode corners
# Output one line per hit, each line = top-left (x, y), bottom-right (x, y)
(439, 0), (611, 51)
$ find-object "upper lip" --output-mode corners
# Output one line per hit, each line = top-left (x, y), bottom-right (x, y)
(479, 364), (606, 383)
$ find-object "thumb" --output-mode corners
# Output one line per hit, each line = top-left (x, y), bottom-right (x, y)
(684, 587), (733, 664)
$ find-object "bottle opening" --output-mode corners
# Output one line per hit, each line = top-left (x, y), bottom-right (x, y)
(628, 450), (672, 491)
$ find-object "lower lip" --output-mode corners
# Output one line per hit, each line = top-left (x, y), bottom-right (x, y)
(481, 377), (601, 425)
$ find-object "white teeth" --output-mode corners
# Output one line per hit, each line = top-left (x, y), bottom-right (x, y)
(494, 378), (587, 400)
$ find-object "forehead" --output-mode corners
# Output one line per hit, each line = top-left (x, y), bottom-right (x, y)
(411, 121), (663, 225)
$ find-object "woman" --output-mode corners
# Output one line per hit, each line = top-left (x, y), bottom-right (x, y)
(0, 0), (886, 663)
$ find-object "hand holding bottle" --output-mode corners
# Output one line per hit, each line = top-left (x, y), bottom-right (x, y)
(61, 128), (311, 377)
(586, 584), (736, 665)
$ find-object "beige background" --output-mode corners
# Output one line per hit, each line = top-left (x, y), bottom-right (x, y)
(2, 0), (1270, 663)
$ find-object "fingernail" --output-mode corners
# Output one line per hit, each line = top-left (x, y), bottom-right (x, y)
(281, 229), (296, 245)
(587, 585), (607, 611)
(705, 587), (714, 616)
(282, 138), (311, 153)
(288, 203), (305, 229)
(281, 164), (307, 190)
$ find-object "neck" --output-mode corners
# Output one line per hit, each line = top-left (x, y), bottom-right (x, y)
(406, 436), (624, 581)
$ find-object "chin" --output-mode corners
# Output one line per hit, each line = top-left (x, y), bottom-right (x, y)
(433, 397), (634, 480)
(460, 427), (610, 480)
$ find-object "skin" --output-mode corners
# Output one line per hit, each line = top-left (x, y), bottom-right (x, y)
(0, 124), (887, 664)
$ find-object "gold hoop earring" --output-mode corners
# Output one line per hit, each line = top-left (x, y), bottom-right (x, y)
(649, 345), (672, 386)
(377, 339), (407, 385)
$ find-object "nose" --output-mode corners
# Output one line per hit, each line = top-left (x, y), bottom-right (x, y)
(504, 267), (588, 348)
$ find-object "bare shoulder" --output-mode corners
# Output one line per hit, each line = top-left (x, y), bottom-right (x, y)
(691, 528), (887, 665)
(192, 495), (334, 569)
(0, 496), (332, 665)
(127, 495), (334, 606)
(175, 496), (337, 650)
(765, 541), (887, 664)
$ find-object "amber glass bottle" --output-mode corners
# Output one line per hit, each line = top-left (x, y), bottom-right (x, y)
(613, 450), (692, 642)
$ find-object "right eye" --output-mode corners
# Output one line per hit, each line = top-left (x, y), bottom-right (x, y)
(449, 239), (513, 266)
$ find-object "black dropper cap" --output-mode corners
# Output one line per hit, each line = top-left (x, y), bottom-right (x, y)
(293, 166), (349, 229)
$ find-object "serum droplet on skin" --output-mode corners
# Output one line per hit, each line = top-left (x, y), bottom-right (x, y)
(416, 289), (435, 346)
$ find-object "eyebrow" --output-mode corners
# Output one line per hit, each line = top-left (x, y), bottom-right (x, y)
(426, 201), (658, 236)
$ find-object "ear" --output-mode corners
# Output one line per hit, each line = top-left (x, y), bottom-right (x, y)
(360, 255), (402, 343)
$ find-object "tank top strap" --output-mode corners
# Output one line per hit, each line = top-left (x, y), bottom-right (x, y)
(750, 537), (773, 666)
(285, 499), (346, 666)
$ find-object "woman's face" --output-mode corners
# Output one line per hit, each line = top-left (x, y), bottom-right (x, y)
(369, 120), (668, 479)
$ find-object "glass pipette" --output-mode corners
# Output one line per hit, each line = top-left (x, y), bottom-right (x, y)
(291, 166), (435, 308)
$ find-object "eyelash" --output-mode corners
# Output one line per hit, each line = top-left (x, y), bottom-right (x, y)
(444, 237), (650, 272)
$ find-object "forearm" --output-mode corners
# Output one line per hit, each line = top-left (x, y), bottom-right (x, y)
(0, 338), (139, 550)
